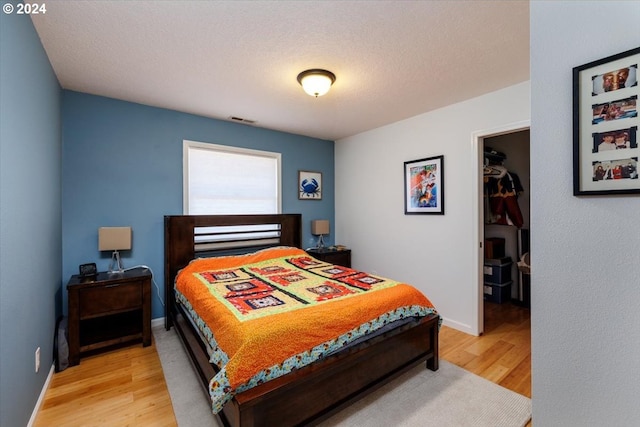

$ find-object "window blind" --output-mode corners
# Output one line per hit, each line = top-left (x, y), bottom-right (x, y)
(184, 140), (281, 215)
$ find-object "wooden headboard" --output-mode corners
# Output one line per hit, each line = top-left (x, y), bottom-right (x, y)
(163, 214), (302, 327)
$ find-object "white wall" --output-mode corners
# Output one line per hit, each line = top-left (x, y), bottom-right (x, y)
(335, 81), (530, 334)
(531, 2), (640, 425)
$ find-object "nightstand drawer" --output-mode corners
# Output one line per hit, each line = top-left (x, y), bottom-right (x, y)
(79, 282), (142, 318)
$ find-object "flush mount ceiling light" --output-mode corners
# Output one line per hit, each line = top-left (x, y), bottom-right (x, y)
(296, 69), (336, 97)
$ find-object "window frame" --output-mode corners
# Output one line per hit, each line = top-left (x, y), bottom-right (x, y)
(183, 140), (282, 215)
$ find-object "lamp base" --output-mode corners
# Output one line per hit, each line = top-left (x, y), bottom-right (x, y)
(108, 250), (124, 274)
(315, 234), (325, 250)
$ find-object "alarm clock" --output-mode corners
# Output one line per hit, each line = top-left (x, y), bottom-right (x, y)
(79, 263), (97, 278)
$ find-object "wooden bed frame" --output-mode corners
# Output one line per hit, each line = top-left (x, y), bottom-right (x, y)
(164, 214), (439, 427)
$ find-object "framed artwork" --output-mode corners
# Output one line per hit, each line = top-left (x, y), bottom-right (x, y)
(573, 47), (640, 195)
(298, 170), (322, 199)
(404, 155), (444, 215)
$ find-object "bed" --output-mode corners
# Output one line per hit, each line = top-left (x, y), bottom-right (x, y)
(164, 214), (440, 427)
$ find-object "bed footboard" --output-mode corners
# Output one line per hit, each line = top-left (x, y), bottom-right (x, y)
(169, 302), (438, 427)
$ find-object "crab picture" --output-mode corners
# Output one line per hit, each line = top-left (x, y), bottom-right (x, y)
(300, 178), (321, 198)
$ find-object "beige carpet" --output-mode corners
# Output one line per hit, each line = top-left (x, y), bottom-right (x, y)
(153, 325), (531, 427)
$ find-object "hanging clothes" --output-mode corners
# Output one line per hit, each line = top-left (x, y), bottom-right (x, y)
(484, 170), (524, 228)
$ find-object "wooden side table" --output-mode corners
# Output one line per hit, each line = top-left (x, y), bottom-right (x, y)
(67, 267), (152, 366)
(306, 248), (352, 268)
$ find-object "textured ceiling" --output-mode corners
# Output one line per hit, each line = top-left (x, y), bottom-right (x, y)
(31, 1), (530, 141)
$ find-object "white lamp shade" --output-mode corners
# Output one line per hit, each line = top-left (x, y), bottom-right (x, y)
(301, 74), (332, 97)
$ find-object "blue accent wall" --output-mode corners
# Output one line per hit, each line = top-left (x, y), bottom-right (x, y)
(62, 91), (335, 319)
(0, 9), (62, 427)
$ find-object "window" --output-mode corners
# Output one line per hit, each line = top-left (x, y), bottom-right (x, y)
(183, 140), (281, 215)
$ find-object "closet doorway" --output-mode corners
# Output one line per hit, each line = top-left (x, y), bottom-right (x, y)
(473, 121), (530, 334)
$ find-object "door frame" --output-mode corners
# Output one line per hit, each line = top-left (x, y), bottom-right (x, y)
(471, 120), (530, 335)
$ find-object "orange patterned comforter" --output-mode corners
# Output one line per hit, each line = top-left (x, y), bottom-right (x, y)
(174, 246), (438, 413)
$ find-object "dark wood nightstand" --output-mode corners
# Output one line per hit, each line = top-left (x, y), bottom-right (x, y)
(67, 267), (152, 366)
(306, 248), (352, 268)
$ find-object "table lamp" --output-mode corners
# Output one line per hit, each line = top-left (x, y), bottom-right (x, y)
(98, 226), (131, 273)
(311, 220), (329, 249)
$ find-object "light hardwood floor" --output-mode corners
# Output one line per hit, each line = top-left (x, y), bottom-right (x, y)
(34, 301), (530, 426)
(441, 301), (531, 398)
(34, 340), (177, 427)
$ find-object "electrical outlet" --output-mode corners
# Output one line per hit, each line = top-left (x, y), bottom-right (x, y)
(35, 347), (40, 373)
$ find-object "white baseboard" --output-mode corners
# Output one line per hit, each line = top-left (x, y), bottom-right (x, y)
(27, 363), (55, 427)
(151, 317), (165, 328)
(440, 316), (479, 336)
